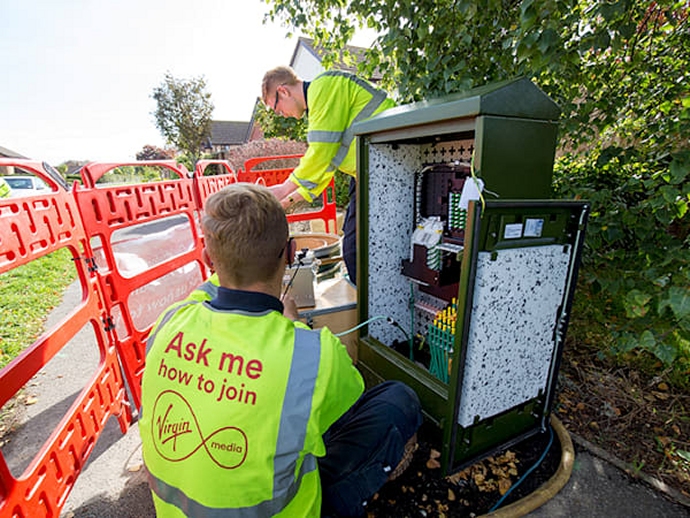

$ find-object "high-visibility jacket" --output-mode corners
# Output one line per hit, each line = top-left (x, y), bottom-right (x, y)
(139, 287), (364, 517)
(0, 178), (11, 198)
(290, 71), (395, 202)
(185, 272), (220, 302)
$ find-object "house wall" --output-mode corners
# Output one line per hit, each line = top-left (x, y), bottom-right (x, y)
(292, 44), (324, 81)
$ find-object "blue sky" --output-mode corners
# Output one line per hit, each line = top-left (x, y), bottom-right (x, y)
(0, 1), (370, 165)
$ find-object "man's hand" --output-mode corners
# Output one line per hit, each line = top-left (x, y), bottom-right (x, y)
(268, 179), (300, 209)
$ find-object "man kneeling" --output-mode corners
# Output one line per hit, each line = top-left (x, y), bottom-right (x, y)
(140, 183), (422, 517)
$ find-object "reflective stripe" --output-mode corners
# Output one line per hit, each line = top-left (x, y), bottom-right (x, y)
(308, 130), (343, 143)
(320, 70), (379, 93)
(195, 280), (219, 299)
(314, 70), (389, 171)
(290, 175), (321, 201)
(273, 328), (320, 498)
(331, 88), (387, 170)
(147, 325), (322, 517)
(147, 455), (317, 518)
(145, 301), (198, 355)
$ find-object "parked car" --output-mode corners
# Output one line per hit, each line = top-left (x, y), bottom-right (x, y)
(1, 175), (49, 197)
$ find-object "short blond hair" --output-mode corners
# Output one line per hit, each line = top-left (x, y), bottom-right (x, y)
(261, 66), (300, 105)
(202, 183), (288, 287)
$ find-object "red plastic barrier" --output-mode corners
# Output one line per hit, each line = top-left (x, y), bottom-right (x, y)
(74, 161), (207, 411)
(193, 160), (237, 207)
(240, 155), (338, 234)
(78, 160), (190, 188)
(0, 159), (131, 518)
(0, 154), (341, 516)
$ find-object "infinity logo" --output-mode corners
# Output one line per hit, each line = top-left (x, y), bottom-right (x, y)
(152, 390), (248, 469)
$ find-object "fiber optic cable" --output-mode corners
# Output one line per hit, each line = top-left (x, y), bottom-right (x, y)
(334, 315), (411, 342)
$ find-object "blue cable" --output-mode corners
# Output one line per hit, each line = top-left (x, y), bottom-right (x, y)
(488, 424), (555, 513)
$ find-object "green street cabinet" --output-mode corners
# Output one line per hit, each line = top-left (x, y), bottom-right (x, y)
(352, 77), (589, 472)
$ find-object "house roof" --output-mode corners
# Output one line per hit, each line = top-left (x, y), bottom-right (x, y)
(208, 121), (251, 146)
(290, 37), (383, 81)
(0, 145), (28, 159)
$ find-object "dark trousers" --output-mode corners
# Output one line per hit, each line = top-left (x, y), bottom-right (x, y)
(319, 381), (423, 517)
(342, 178), (357, 285)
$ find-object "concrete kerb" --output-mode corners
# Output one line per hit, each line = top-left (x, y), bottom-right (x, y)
(482, 415), (575, 518)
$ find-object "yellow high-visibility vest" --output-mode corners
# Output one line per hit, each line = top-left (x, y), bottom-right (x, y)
(290, 71), (395, 202)
(140, 295), (364, 517)
(0, 178), (11, 198)
(185, 273), (220, 302)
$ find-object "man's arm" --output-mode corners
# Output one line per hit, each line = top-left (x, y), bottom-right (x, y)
(268, 180), (300, 209)
(280, 76), (347, 205)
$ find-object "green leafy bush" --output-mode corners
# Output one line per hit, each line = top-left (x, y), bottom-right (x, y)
(263, 0), (690, 385)
(333, 171), (351, 208)
(555, 149), (689, 375)
(253, 102), (307, 141)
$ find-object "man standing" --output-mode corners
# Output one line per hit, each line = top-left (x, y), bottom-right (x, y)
(261, 66), (395, 285)
(140, 183), (421, 517)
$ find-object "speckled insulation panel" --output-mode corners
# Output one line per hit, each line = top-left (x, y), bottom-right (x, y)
(366, 143), (419, 343)
(456, 244), (571, 427)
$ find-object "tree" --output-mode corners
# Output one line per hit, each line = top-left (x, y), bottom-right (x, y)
(265, 0), (690, 370)
(134, 145), (179, 180)
(135, 144), (176, 161)
(151, 72), (214, 165)
(265, 1), (687, 145)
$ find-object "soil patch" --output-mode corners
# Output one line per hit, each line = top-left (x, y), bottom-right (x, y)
(365, 422), (561, 517)
(0, 393), (26, 449)
(554, 338), (690, 500)
(363, 335), (690, 516)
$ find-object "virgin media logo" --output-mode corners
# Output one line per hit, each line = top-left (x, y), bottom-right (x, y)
(152, 390), (248, 469)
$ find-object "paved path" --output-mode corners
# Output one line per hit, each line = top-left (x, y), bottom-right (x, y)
(528, 442), (689, 517)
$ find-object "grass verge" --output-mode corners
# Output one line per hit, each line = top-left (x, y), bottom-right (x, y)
(0, 248), (77, 370)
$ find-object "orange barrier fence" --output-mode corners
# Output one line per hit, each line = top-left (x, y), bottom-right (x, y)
(0, 159), (131, 517)
(241, 155), (338, 234)
(193, 160), (238, 206)
(0, 154), (338, 517)
(75, 161), (207, 412)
